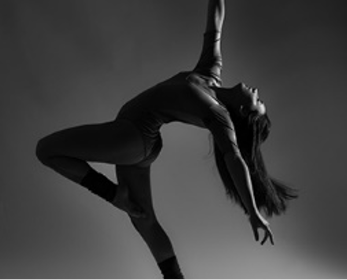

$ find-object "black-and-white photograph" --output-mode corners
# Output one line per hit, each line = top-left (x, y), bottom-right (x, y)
(0, 0), (346, 278)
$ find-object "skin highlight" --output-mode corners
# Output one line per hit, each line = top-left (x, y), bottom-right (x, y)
(215, 83), (266, 118)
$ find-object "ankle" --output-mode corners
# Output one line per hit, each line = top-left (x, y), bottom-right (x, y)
(158, 255), (184, 279)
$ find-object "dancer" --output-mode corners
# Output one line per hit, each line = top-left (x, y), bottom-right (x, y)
(36, 0), (297, 278)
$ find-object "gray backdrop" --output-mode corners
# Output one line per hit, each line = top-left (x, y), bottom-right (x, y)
(0, 0), (346, 278)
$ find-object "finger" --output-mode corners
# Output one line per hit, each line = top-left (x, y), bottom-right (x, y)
(251, 225), (259, 242)
(261, 231), (268, 245)
(270, 235), (274, 245)
(268, 229), (275, 245)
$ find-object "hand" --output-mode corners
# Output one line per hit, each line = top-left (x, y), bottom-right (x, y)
(248, 213), (274, 245)
(112, 186), (146, 219)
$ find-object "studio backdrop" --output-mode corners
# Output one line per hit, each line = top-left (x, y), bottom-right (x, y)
(0, 0), (346, 278)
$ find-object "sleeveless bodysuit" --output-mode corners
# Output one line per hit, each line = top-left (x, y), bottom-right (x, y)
(116, 31), (236, 167)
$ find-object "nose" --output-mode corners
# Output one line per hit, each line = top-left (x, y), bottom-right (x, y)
(249, 87), (258, 93)
(242, 83), (257, 92)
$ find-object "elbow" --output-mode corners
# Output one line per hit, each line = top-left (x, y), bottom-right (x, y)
(223, 149), (243, 162)
(223, 150), (249, 172)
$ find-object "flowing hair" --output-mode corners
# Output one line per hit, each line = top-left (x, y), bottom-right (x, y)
(213, 109), (298, 217)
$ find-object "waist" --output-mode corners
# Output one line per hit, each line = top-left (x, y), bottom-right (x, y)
(117, 109), (164, 132)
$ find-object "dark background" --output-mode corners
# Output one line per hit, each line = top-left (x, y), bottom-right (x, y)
(0, 0), (346, 278)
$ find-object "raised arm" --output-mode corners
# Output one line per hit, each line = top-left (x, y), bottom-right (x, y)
(193, 0), (226, 86)
(205, 0), (225, 33)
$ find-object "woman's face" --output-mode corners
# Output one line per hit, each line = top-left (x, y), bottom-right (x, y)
(233, 83), (266, 116)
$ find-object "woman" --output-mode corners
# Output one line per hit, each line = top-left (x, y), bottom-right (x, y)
(36, 0), (297, 278)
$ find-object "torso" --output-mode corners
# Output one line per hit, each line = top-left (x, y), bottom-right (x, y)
(117, 71), (224, 129)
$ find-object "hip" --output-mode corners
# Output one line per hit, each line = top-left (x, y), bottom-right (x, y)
(115, 111), (163, 167)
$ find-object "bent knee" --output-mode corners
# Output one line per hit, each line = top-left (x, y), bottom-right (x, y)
(36, 136), (55, 165)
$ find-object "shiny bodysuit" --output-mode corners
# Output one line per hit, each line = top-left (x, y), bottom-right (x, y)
(116, 31), (236, 167)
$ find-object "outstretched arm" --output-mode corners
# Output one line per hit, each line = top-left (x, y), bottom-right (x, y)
(205, 0), (225, 33)
(223, 152), (274, 245)
(194, 0), (226, 86)
(204, 105), (274, 245)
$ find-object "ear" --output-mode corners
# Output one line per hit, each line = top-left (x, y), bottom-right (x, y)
(239, 105), (250, 117)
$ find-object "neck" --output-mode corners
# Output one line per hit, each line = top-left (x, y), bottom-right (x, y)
(214, 87), (236, 109)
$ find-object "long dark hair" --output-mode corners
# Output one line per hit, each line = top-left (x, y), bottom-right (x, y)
(213, 109), (298, 217)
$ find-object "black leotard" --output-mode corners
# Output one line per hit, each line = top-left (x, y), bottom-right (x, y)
(116, 31), (237, 167)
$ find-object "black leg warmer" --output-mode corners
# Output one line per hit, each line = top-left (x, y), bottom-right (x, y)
(80, 168), (117, 203)
(158, 256), (184, 279)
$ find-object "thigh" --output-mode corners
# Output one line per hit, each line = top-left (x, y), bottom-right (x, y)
(116, 164), (155, 217)
(40, 120), (146, 165)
